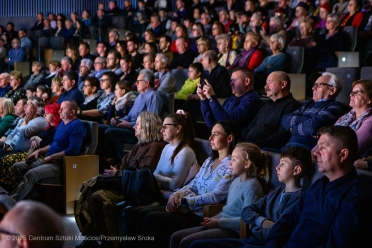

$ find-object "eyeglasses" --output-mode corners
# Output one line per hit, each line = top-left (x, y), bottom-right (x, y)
(0, 227), (21, 237)
(136, 79), (147, 83)
(350, 90), (365, 97)
(161, 124), (177, 130)
(312, 82), (334, 88)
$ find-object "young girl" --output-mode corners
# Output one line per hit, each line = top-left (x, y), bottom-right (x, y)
(170, 142), (269, 248)
(107, 80), (137, 124)
(36, 85), (51, 103)
(175, 62), (203, 100)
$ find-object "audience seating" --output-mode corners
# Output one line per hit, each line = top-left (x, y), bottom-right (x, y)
(36, 120), (99, 214)
(83, 39), (98, 55)
(171, 68), (189, 91)
(14, 62), (30, 78)
(361, 67), (372, 80)
(42, 49), (64, 67)
(39, 37), (50, 50)
(337, 51), (360, 68)
(111, 16), (126, 29)
(288, 73), (306, 100)
(343, 26), (357, 52)
(50, 36), (65, 50)
(326, 67), (360, 105)
(285, 46), (304, 73)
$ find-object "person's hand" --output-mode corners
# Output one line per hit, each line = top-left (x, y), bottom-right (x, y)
(202, 217), (219, 229)
(354, 158), (368, 170)
(111, 97), (118, 105)
(24, 109), (36, 124)
(116, 120), (130, 129)
(103, 166), (118, 177)
(4, 57), (9, 63)
(110, 117), (118, 126)
(43, 156), (52, 163)
(259, 29), (266, 37)
(166, 194), (179, 212)
(30, 136), (42, 148)
(261, 219), (275, 228)
(306, 41), (316, 49)
(187, 94), (200, 101)
(196, 84), (206, 100)
(202, 79), (215, 99)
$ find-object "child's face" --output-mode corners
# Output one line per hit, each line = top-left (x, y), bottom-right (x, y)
(276, 157), (296, 183)
(26, 90), (34, 99)
(188, 67), (200, 80)
(230, 147), (248, 176)
(114, 84), (126, 98)
(36, 89), (43, 98)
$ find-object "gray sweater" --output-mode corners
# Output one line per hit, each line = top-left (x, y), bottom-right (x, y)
(242, 185), (303, 243)
(213, 177), (264, 232)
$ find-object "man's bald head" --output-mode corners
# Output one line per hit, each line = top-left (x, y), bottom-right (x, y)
(0, 200), (63, 248)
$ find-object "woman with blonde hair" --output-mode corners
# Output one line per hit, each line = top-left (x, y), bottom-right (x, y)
(65, 46), (79, 70)
(0, 98), (15, 137)
(193, 37), (211, 63)
(48, 77), (64, 104)
(216, 34), (237, 68)
(75, 111), (166, 248)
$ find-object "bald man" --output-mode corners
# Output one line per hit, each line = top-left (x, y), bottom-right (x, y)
(0, 200), (63, 248)
(243, 71), (301, 149)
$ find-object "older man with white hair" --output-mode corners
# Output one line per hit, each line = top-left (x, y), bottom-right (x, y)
(0, 73), (11, 97)
(282, 72), (348, 150)
(77, 58), (93, 91)
(154, 53), (177, 94)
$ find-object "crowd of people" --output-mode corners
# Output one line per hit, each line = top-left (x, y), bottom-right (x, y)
(0, 0), (371, 247)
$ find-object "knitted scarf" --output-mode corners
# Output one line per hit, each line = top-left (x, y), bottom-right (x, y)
(231, 47), (257, 68)
(335, 107), (372, 131)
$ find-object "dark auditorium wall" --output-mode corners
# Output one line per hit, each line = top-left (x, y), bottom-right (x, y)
(0, 0), (138, 30)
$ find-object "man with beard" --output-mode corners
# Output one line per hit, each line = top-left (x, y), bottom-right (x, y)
(106, 50), (123, 77)
(197, 66), (263, 129)
(127, 38), (143, 70)
(243, 71), (301, 149)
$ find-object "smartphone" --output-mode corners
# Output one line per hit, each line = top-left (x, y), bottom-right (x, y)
(255, 26), (262, 33)
(199, 79), (205, 89)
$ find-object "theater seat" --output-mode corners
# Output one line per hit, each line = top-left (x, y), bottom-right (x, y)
(36, 120), (99, 214)
(171, 68), (188, 91)
(326, 67), (360, 105)
(286, 46), (304, 73)
(361, 67), (372, 80)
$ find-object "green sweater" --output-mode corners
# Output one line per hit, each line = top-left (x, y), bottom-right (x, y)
(0, 114), (15, 137)
(175, 78), (199, 100)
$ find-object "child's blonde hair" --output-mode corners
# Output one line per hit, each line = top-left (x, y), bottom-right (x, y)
(236, 142), (270, 190)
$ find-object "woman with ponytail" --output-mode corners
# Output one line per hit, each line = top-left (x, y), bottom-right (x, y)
(154, 109), (197, 192)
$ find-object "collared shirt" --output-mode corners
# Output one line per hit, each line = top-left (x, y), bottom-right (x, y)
(120, 88), (163, 127)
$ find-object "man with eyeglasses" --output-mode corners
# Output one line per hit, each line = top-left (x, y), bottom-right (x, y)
(104, 69), (163, 165)
(198, 66), (263, 130)
(93, 57), (108, 80)
(4, 38), (26, 71)
(0, 200), (64, 248)
(281, 72), (348, 150)
(0, 73), (11, 97)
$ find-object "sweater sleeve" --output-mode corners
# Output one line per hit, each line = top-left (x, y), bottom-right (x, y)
(63, 121), (86, 156)
(139, 142), (165, 172)
(0, 115), (14, 137)
(154, 147), (196, 190)
(219, 180), (263, 231)
(19, 118), (48, 139)
(281, 104), (306, 131)
(352, 12), (364, 29)
(200, 99), (217, 128)
(248, 50), (264, 71)
(355, 115), (372, 156)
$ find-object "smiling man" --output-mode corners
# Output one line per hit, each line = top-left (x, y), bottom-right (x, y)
(282, 72), (347, 150)
(243, 71), (301, 149)
(197, 66), (263, 129)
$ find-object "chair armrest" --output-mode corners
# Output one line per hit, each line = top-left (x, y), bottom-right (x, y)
(203, 204), (225, 218)
(63, 155), (99, 214)
(240, 218), (252, 239)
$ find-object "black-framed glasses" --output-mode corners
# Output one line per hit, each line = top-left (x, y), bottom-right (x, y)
(312, 82), (334, 88)
(350, 90), (365, 97)
(0, 227), (21, 237)
(136, 79), (147, 84)
(161, 124), (177, 130)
